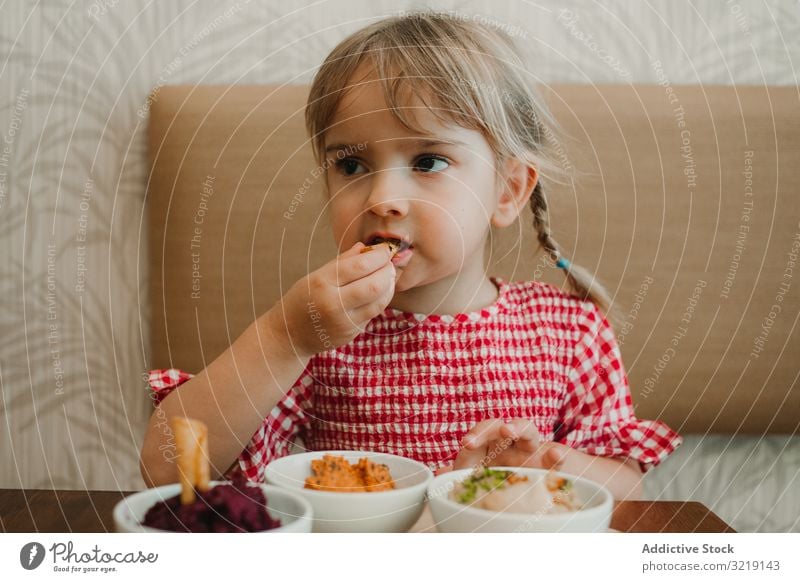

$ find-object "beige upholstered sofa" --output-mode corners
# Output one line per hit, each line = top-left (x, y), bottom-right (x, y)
(146, 85), (799, 532)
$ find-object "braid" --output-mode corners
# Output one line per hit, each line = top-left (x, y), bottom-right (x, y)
(530, 181), (615, 320)
(530, 181), (562, 266)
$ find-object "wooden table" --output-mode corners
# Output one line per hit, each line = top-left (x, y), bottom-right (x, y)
(0, 489), (735, 533)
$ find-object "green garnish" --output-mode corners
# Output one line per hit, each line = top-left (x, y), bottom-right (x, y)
(456, 469), (517, 504)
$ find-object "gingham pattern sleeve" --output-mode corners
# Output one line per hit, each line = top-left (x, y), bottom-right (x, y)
(236, 368), (314, 482)
(147, 367), (314, 483)
(555, 303), (683, 472)
(147, 368), (195, 404)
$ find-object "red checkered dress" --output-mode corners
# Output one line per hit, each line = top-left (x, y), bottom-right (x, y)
(148, 277), (682, 483)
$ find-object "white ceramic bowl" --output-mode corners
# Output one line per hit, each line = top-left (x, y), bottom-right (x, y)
(113, 481), (313, 533)
(264, 450), (433, 532)
(427, 467), (613, 533)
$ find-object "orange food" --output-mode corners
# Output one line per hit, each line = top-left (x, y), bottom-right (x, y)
(304, 454), (395, 492)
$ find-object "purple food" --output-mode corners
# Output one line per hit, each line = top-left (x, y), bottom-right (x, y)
(142, 477), (281, 532)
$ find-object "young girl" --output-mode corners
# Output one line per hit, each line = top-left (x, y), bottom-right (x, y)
(140, 12), (682, 500)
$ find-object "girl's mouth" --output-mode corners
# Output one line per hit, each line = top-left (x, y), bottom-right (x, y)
(363, 235), (414, 267)
(365, 235), (411, 251)
(391, 246), (413, 267)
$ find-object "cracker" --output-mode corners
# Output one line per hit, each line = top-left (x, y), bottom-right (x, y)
(171, 416), (210, 504)
(360, 240), (401, 256)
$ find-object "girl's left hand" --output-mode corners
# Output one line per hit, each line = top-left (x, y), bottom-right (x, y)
(436, 418), (569, 475)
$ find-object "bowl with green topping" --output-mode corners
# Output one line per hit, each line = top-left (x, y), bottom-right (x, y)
(426, 467), (612, 532)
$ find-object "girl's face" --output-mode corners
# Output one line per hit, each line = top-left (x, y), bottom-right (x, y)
(323, 71), (502, 295)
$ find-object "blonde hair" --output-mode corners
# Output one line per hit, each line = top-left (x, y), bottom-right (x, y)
(305, 11), (614, 318)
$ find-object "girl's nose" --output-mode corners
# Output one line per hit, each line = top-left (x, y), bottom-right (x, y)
(366, 168), (410, 218)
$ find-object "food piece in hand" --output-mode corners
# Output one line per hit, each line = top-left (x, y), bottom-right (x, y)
(360, 236), (410, 257)
(361, 240), (401, 256)
(304, 454), (396, 492)
(450, 468), (582, 514)
(141, 416), (282, 532)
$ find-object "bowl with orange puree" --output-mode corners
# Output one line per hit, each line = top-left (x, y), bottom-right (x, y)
(265, 451), (433, 532)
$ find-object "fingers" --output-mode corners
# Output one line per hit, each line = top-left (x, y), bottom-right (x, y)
(461, 419), (506, 450)
(541, 443), (567, 470)
(458, 419), (559, 472)
(463, 418), (540, 450)
(452, 446), (488, 471)
(456, 421), (502, 469)
(499, 419), (541, 452)
(347, 286), (396, 328)
(342, 241), (366, 255)
(340, 260), (396, 310)
(333, 241), (393, 287)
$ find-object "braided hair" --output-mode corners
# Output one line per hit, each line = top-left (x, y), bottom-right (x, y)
(530, 178), (614, 320)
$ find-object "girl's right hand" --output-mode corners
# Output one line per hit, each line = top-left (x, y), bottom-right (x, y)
(268, 241), (397, 358)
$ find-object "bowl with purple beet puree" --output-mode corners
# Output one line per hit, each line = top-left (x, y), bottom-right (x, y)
(114, 477), (312, 533)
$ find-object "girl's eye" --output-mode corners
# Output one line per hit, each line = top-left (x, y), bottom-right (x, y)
(334, 157), (366, 176)
(333, 155), (450, 176)
(414, 156), (450, 173)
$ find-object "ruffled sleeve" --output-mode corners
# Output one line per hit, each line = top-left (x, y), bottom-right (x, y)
(237, 367), (314, 482)
(146, 366), (315, 482)
(554, 303), (683, 473)
(147, 368), (195, 404)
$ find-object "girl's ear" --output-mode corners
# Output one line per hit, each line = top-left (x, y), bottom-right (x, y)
(491, 158), (538, 228)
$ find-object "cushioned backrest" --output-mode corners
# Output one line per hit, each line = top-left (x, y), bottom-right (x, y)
(148, 84), (799, 435)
